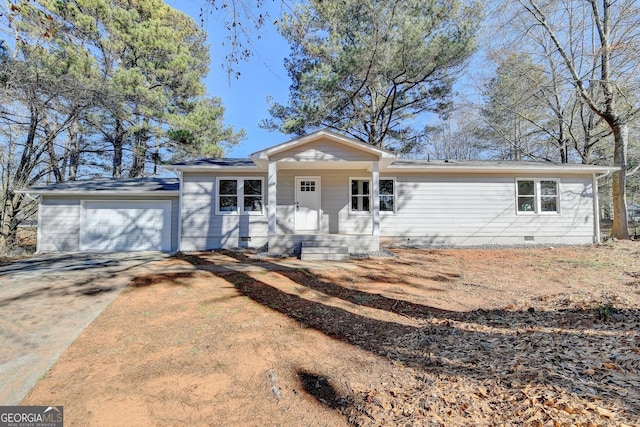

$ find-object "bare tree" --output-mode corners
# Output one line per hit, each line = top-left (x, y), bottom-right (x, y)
(496, 0), (640, 239)
(0, 58), (97, 247)
(421, 107), (486, 160)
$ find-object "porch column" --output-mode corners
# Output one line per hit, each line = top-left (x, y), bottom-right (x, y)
(372, 161), (380, 236)
(268, 161), (277, 235)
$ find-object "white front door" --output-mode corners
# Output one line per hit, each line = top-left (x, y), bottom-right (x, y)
(295, 177), (321, 231)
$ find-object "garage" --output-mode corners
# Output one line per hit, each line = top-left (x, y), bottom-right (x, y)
(22, 177), (180, 253)
(80, 200), (172, 251)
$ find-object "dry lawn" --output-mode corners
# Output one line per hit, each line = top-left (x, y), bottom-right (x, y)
(22, 242), (640, 426)
(0, 228), (36, 265)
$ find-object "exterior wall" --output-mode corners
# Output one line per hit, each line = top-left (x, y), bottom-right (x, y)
(270, 138), (378, 162)
(38, 195), (179, 253)
(181, 168), (597, 252)
(379, 173), (596, 247)
(180, 171), (269, 250)
(38, 198), (81, 252)
(275, 168), (373, 235)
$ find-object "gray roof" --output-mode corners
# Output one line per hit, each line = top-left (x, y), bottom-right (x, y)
(171, 158), (256, 167)
(393, 159), (589, 167)
(24, 177), (180, 194)
(389, 159), (616, 172)
(171, 156), (614, 172)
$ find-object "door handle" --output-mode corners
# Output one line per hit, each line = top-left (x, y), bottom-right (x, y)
(296, 201), (299, 210)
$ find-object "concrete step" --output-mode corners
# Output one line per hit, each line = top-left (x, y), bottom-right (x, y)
(300, 252), (350, 262)
(300, 241), (350, 261)
(301, 244), (348, 253)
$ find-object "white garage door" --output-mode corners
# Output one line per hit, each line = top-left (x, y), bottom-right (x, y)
(80, 200), (172, 251)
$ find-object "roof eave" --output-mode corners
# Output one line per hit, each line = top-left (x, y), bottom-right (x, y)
(16, 190), (181, 196)
(169, 165), (262, 172)
(384, 164), (620, 174)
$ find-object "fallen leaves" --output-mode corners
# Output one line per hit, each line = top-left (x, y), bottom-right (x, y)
(343, 292), (640, 426)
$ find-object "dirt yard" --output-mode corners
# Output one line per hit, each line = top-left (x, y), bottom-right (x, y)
(22, 242), (640, 426)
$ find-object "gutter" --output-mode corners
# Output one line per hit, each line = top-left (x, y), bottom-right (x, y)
(171, 168), (184, 253)
(170, 165), (261, 172)
(385, 164), (618, 175)
(15, 190), (180, 197)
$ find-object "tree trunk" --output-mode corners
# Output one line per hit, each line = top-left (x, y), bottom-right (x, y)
(68, 121), (80, 181)
(129, 119), (149, 178)
(44, 119), (63, 183)
(129, 141), (146, 177)
(112, 119), (125, 178)
(0, 191), (19, 248)
(610, 121), (629, 239)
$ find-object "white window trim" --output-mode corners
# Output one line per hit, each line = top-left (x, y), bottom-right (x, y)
(349, 177), (372, 215)
(379, 177), (397, 215)
(215, 177), (265, 216)
(349, 177), (397, 215)
(515, 178), (561, 215)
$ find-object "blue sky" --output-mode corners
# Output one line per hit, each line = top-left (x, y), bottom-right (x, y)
(166, 0), (293, 158)
(166, 1), (488, 160)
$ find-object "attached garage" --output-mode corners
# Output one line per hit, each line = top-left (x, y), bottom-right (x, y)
(80, 200), (172, 251)
(23, 178), (180, 253)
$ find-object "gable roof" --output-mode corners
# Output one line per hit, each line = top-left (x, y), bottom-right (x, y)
(249, 129), (397, 169)
(19, 177), (180, 196)
(167, 130), (618, 175)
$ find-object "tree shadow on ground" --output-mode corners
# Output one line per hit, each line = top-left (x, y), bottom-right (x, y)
(0, 253), (168, 306)
(179, 251), (640, 422)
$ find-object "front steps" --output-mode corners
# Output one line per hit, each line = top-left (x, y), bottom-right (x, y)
(300, 241), (350, 261)
(268, 234), (380, 258)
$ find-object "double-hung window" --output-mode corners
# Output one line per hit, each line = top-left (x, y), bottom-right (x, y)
(216, 178), (264, 215)
(351, 179), (370, 212)
(349, 178), (396, 213)
(516, 179), (559, 214)
(379, 179), (395, 212)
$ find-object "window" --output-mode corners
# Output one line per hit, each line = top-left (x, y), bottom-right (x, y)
(351, 179), (370, 212)
(218, 179), (238, 212)
(299, 180), (316, 192)
(540, 180), (558, 212)
(243, 179), (263, 213)
(350, 178), (396, 213)
(516, 179), (559, 214)
(216, 178), (264, 214)
(380, 179), (395, 212)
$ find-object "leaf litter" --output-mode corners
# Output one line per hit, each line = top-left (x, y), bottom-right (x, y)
(341, 291), (640, 426)
(21, 241), (640, 426)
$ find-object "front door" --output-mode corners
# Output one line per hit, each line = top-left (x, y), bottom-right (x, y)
(295, 177), (320, 231)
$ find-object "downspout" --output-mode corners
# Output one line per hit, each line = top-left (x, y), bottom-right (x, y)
(172, 169), (183, 252)
(593, 171), (612, 244)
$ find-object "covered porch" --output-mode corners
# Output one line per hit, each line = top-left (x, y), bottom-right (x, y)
(249, 130), (397, 256)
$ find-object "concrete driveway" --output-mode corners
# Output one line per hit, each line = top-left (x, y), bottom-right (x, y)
(0, 252), (173, 405)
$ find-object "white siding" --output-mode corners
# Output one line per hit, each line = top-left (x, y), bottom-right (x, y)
(38, 195), (179, 253)
(379, 173), (595, 246)
(38, 198), (81, 252)
(271, 138), (378, 162)
(180, 172), (268, 250)
(181, 169), (597, 252)
(275, 169), (373, 235)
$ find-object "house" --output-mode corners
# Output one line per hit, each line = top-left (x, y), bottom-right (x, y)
(23, 129), (617, 255)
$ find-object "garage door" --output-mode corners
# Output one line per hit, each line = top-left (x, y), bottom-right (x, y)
(80, 200), (172, 251)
